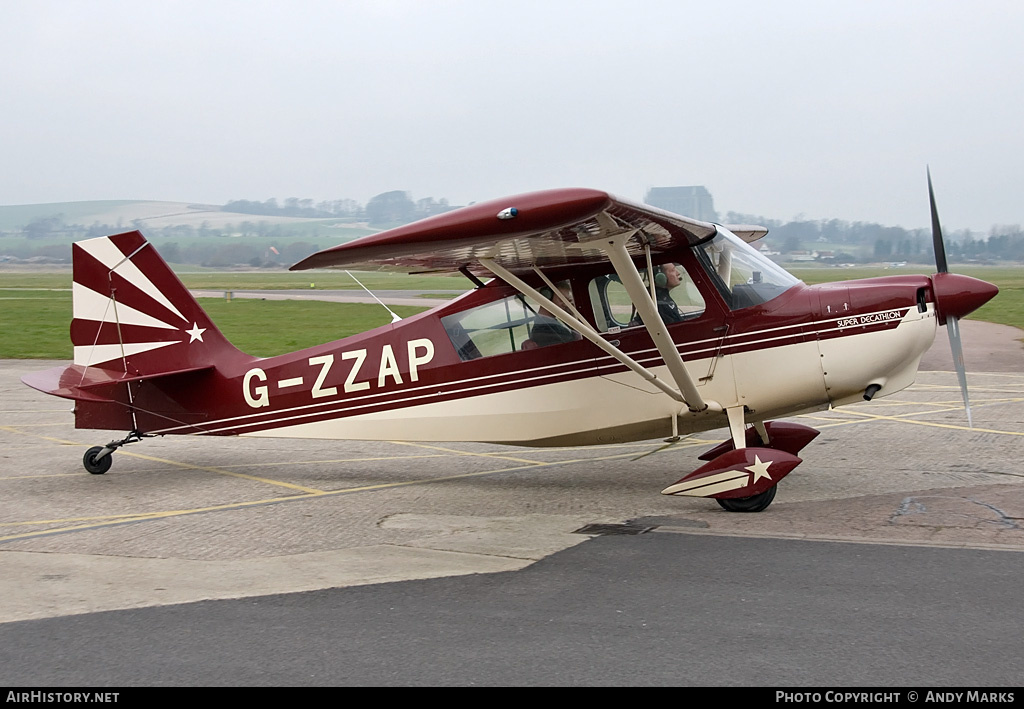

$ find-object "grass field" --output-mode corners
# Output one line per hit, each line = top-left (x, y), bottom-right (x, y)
(1, 265), (1021, 359)
(0, 269), (467, 292)
(178, 270), (467, 291)
(0, 288), (429, 359)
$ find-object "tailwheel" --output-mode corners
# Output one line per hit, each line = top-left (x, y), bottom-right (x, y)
(81, 430), (151, 475)
(716, 484), (777, 513)
(83, 446), (113, 475)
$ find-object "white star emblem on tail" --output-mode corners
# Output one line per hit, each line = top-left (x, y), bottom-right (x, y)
(186, 323), (206, 343)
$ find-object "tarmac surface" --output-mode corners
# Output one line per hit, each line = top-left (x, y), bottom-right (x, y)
(1, 319), (1021, 628)
(2, 313), (1024, 686)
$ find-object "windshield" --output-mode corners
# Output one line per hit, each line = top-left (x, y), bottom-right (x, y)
(693, 226), (800, 310)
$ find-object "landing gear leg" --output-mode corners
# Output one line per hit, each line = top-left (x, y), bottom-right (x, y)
(82, 430), (150, 475)
(752, 420), (770, 445)
(716, 408), (780, 511)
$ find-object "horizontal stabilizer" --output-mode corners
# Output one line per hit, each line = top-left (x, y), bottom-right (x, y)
(723, 225), (769, 243)
(22, 363), (215, 402)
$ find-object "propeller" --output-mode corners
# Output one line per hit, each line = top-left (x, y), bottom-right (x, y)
(928, 168), (973, 427)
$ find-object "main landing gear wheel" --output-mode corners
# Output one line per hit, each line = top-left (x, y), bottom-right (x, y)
(83, 446), (113, 475)
(716, 484), (777, 513)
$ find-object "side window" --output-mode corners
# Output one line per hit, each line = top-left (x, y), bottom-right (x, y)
(441, 283), (581, 361)
(588, 276), (635, 331)
(587, 264), (705, 333)
(442, 296), (533, 360)
(654, 262), (706, 323)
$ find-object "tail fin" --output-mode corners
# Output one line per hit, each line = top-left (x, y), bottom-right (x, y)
(71, 231), (239, 373)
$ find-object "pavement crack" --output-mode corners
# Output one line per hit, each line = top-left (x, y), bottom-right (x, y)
(890, 495), (1020, 529)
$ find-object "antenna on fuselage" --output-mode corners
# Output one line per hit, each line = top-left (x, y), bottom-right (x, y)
(344, 270), (402, 323)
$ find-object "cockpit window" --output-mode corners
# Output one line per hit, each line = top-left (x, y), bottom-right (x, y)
(694, 226), (800, 310)
(441, 282), (580, 360)
(653, 262), (706, 324)
(587, 264), (705, 333)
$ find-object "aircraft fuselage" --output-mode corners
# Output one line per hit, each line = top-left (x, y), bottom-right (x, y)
(69, 269), (938, 448)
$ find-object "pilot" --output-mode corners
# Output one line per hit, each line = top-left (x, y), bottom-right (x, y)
(656, 263), (685, 323)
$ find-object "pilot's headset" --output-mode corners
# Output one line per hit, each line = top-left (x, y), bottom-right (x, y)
(654, 263), (676, 289)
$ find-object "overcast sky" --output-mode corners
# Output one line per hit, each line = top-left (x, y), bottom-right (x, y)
(2, 0), (1022, 231)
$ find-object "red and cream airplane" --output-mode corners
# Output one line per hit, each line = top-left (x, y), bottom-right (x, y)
(22, 176), (997, 512)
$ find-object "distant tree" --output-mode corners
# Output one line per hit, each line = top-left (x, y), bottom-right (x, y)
(724, 211), (780, 228)
(204, 243), (261, 267)
(157, 242), (181, 264)
(776, 220), (821, 244)
(334, 199), (363, 217)
(23, 215), (63, 239)
(86, 221), (110, 238)
(366, 191), (415, 227)
(164, 224), (196, 239)
(280, 241), (317, 263)
(33, 244), (72, 262)
(414, 197), (455, 218)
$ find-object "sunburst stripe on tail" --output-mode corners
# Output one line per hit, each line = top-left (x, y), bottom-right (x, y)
(75, 235), (187, 322)
(69, 231), (243, 373)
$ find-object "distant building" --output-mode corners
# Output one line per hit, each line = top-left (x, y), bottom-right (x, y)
(644, 186), (718, 222)
(789, 250), (819, 262)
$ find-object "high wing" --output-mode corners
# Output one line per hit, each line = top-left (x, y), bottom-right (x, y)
(292, 188), (771, 415)
(290, 188), (764, 275)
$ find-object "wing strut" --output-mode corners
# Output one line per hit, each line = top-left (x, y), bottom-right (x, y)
(479, 258), (691, 405)
(598, 233), (710, 412)
(479, 257), (720, 413)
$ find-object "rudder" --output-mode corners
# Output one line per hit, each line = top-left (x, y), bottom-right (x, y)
(71, 231), (239, 375)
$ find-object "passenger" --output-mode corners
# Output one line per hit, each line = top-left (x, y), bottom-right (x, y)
(530, 283), (581, 348)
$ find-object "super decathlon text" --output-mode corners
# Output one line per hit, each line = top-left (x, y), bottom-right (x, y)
(6, 693), (119, 703)
(836, 309), (905, 329)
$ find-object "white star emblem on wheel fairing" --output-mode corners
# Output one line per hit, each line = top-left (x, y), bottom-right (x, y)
(745, 455), (773, 484)
(185, 322), (206, 343)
